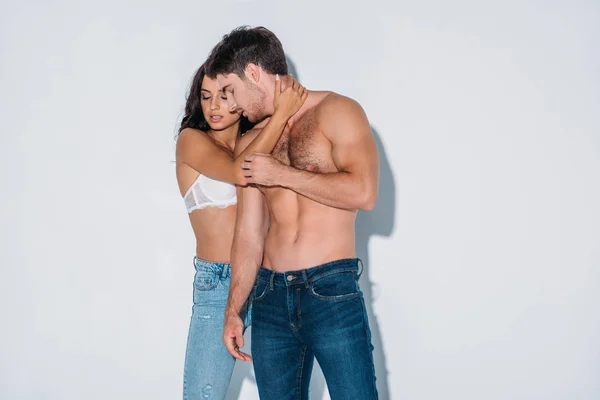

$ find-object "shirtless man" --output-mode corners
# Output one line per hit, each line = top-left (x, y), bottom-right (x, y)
(206, 26), (380, 399)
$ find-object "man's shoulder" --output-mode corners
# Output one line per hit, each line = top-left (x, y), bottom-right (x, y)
(312, 92), (368, 139)
(314, 91), (364, 118)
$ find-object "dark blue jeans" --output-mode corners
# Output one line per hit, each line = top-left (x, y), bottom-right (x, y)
(251, 258), (378, 400)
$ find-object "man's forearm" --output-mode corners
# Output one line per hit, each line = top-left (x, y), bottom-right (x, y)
(225, 266), (258, 317)
(280, 167), (377, 210)
(226, 241), (262, 317)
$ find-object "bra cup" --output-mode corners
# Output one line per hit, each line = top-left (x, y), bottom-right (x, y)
(183, 174), (237, 213)
(198, 175), (237, 203)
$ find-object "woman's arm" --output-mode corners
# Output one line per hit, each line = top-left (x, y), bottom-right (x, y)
(176, 76), (306, 185)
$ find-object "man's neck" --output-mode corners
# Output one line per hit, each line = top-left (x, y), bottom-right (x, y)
(252, 117), (270, 130)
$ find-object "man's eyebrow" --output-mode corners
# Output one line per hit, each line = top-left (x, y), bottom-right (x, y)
(221, 84), (231, 92)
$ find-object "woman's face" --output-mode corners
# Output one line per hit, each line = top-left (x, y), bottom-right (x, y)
(200, 75), (241, 131)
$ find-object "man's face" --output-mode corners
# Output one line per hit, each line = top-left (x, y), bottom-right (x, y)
(217, 72), (267, 123)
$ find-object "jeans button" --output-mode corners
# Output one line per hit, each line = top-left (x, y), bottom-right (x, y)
(286, 275), (296, 282)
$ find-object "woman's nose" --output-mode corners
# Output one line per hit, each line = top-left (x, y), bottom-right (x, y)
(210, 97), (220, 110)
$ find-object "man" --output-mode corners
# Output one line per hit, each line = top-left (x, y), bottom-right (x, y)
(206, 26), (380, 399)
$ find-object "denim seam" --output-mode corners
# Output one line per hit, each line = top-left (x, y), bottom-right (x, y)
(182, 333), (190, 400)
(296, 287), (302, 329)
(182, 288), (195, 400)
(297, 344), (308, 400)
(361, 298), (378, 399)
(291, 323), (303, 339)
(308, 287), (361, 301)
(307, 267), (358, 284)
(289, 287), (303, 340)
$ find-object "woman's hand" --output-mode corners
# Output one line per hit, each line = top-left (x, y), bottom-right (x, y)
(272, 74), (308, 121)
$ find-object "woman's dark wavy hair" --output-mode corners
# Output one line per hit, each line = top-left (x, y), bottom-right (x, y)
(178, 62), (253, 135)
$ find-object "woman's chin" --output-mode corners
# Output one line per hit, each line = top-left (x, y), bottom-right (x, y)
(208, 121), (232, 131)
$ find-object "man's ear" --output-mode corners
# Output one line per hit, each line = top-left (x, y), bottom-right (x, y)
(245, 63), (261, 83)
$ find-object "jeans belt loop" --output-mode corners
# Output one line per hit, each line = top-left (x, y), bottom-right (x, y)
(302, 270), (309, 288)
(222, 264), (230, 280)
(269, 271), (275, 291)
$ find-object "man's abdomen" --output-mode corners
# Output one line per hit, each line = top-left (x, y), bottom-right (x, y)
(262, 194), (356, 271)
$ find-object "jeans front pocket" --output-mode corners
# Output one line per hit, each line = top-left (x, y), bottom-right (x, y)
(253, 279), (270, 302)
(194, 266), (219, 291)
(309, 271), (360, 301)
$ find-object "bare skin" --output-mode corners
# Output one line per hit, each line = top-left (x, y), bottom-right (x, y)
(175, 74), (307, 261)
(218, 64), (379, 361)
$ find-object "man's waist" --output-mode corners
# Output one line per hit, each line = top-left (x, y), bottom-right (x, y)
(262, 245), (356, 272)
(257, 258), (362, 286)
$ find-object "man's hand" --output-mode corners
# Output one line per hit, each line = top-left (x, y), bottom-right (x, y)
(241, 153), (288, 187)
(223, 312), (252, 361)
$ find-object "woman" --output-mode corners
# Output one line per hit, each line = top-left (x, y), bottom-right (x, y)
(176, 62), (306, 400)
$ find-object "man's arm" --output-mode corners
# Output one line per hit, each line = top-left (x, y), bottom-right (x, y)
(222, 132), (268, 361)
(244, 95), (379, 210)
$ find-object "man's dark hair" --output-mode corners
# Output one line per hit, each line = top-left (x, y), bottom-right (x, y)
(206, 26), (288, 79)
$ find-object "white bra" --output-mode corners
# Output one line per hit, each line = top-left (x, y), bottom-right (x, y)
(183, 174), (237, 213)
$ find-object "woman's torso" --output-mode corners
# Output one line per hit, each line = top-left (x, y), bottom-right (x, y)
(176, 162), (237, 262)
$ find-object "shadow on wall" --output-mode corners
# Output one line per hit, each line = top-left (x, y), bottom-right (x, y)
(287, 55), (300, 79)
(355, 126), (395, 400)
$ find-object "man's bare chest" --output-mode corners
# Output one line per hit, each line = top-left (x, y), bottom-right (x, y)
(271, 112), (333, 173)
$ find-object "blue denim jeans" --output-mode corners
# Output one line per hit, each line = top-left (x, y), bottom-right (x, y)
(251, 258), (378, 400)
(183, 257), (250, 400)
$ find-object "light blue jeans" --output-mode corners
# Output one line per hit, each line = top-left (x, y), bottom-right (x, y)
(183, 257), (250, 400)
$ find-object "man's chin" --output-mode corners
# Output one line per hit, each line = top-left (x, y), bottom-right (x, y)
(246, 112), (269, 124)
